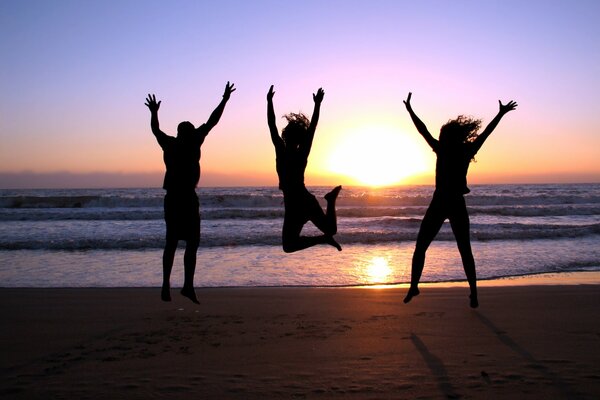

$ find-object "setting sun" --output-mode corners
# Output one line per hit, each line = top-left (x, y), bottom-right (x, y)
(326, 126), (429, 187)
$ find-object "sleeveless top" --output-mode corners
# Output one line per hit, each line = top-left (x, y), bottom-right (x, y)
(434, 144), (475, 195)
(276, 148), (307, 193)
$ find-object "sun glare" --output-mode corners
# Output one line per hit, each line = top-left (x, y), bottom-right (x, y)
(364, 256), (393, 284)
(327, 126), (429, 186)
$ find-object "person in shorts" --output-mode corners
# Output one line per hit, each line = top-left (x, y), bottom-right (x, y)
(145, 82), (235, 303)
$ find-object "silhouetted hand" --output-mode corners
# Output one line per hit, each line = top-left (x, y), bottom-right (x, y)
(313, 88), (324, 104)
(403, 92), (413, 111)
(499, 100), (517, 115)
(267, 85), (275, 101)
(223, 81), (236, 101)
(145, 94), (161, 113)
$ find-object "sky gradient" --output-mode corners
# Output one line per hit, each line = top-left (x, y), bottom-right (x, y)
(1, 0), (599, 188)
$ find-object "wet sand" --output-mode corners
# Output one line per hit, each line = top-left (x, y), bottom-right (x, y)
(1, 278), (599, 399)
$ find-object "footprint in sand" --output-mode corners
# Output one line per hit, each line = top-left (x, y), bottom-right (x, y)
(414, 311), (445, 318)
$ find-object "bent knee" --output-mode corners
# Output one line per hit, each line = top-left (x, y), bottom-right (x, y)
(282, 238), (299, 253)
(282, 245), (296, 253)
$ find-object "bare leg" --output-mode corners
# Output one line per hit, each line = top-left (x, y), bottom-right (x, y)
(282, 235), (340, 253)
(282, 219), (340, 252)
(162, 238), (178, 302)
(324, 185), (342, 235)
(404, 199), (445, 304)
(449, 201), (478, 308)
(324, 235), (342, 251)
(180, 240), (200, 304)
(309, 186), (342, 251)
(283, 191), (342, 252)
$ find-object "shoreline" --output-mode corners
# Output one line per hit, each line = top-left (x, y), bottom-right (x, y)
(1, 270), (599, 290)
(423, 270), (600, 288)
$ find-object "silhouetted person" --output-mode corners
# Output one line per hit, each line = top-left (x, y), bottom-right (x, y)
(267, 85), (342, 252)
(145, 82), (235, 304)
(402, 92), (517, 308)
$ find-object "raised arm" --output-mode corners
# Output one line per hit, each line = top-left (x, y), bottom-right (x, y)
(145, 94), (169, 144)
(203, 81), (236, 133)
(267, 85), (283, 149)
(303, 87), (324, 155)
(404, 92), (438, 151)
(471, 99), (518, 154)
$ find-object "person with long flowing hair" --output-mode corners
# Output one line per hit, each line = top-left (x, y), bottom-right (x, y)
(403, 92), (517, 308)
(267, 85), (342, 253)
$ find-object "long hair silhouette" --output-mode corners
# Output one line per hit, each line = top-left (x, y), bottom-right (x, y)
(267, 85), (342, 253)
(402, 92), (517, 308)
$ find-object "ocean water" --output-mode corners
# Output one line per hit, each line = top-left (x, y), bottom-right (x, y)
(0, 184), (599, 287)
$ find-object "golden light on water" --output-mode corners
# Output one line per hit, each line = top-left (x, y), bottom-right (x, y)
(364, 256), (393, 284)
(327, 126), (429, 187)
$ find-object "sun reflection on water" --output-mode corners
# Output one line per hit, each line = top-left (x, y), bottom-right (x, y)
(363, 256), (393, 284)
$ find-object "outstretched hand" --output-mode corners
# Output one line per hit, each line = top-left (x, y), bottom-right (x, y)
(403, 92), (413, 110)
(267, 85), (275, 101)
(499, 100), (518, 115)
(313, 88), (324, 104)
(223, 81), (236, 100)
(145, 94), (161, 113)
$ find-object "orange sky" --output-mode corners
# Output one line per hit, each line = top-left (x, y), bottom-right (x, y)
(1, 2), (599, 188)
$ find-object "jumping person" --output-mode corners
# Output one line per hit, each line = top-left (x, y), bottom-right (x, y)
(403, 92), (517, 308)
(145, 82), (235, 303)
(267, 85), (342, 253)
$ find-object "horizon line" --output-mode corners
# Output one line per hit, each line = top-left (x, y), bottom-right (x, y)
(0, 170), (599, 190)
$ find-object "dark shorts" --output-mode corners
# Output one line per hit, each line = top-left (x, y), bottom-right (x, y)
(164, 191), (200, 242)
(414, 191), (469, 247)
(426, 191), (467, 221)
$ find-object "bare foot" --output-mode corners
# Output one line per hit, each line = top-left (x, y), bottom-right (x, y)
(470, 294), (479, 308)
(325, 185), (342, 202)
(180, 287), (200, 304)
(403, 287), (420, 304)
(326, 235), (342, 251)
(161, 285), (171, 302)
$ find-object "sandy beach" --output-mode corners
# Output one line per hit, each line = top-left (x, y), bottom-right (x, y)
(1, 276), (599, 399)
